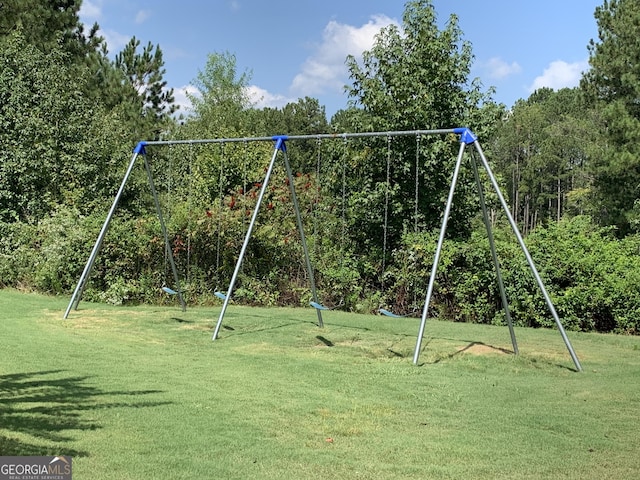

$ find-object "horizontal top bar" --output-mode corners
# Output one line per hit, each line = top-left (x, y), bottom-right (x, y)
(143, 128), (461, 147)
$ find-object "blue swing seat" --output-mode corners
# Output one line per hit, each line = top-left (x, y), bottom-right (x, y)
(214, 291), (227, 300)
(310, 301), (329, 311)
(379, 308), (408, 318)
(162, 286), (179, 295)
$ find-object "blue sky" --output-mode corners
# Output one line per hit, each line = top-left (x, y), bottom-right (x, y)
(79, 0), (603, 118)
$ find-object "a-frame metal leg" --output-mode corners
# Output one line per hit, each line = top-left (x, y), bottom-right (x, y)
(212, 137), (325, 339)
(470, 153), (519, 355)
(63, 149), (142, 318)
(212, 144), (281, 340)
(413, 142), (466, 364)
(281, 147), (324, 328)
(143, 154), (186, 312)
(472, 140), (582, 372)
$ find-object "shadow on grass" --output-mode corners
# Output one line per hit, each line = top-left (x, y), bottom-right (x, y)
(170, 317), (193, 324)
(411, 339), (514, 366)
(0, 370), (169, 456)
(316, 336), (334, 347)
(325, 322), (373, 333)
(417, 338), (578, 372)
(213, 322), (300, 338)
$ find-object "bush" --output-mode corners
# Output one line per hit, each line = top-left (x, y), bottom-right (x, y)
(384, 216), (640, 334)
(0, 207), (104, 293)
(2, 198), (639, 335)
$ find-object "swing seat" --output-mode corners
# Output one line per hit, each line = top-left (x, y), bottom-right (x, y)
(214, 291), (227, 300)
(162, 286), (179, 295)
(310, 301), (329, 311)
(379, 308), (408, 318)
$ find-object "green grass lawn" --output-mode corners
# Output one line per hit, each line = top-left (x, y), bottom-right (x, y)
(1, 289), (639, 479)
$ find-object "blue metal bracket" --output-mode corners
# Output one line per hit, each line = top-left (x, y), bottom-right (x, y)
(272, 135), (288, 152)
(133, 141), (147, 155)
(453, 128), (478, 145)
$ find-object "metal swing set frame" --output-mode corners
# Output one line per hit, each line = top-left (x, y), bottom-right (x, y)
(63, 127), (582, 371)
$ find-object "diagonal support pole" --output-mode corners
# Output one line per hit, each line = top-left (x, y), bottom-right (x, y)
(413, 141), (467, 364)
(472, 140), (582, 372)
(470, 152), (518, 354)
(64, 144), (144, 318)
(142, 154), (186, 312)
(281, 144), (324, 328)
(212, 138), (283, 340)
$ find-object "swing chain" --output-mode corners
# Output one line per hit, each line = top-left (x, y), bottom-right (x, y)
(415, 133), (421, 234)
(381, 134), (392, 282)
(215, 142), (225, 287)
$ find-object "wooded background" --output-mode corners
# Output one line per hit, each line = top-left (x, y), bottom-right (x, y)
(2, 0), (639, 334)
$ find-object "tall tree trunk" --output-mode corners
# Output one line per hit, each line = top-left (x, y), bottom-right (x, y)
(523, 194), (530, 235)
(557, 177), (561, 222)
(513, 157), (519, 223)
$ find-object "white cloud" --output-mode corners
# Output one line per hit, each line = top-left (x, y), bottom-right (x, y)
(483, 57), (522, 80)
(175, 14), (399, 115)
(102, 29), (131, 54)
(135, 10), (151, 25)
(164, 46), (191, 61)
(230, 1), (241, 11)
(528, 60), (589, 92)
(78, 0), (131, 55)
(172, 85), (199, 114)
(290, 14), (399, 97)
(246, 85), (293, 109)
(79, 0), (102, 20)
(171, 84), (292, 115)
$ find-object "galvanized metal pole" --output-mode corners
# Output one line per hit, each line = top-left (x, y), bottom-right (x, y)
(413, 142), (466, 365)
(473, 140), (583, 372)
(142, 154), (186, 312)
(141, 129), (459, 148)
(64, 148), (142, 318)
(281, 143), (324, 328)
(470, 153), (518, 354)
(212, 140), (283, 340)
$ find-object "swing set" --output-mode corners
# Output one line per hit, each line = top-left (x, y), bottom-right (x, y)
(63, 128), (582, 371)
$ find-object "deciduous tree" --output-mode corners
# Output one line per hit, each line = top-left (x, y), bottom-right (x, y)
(337, 0), (499, 261)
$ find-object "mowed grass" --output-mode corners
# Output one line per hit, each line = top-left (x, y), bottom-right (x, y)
(1, 289), (639, 479)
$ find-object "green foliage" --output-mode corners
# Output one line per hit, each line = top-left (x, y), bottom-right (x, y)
(0, 33), (96, 220)
(0, 32), (77, 220)
(0, 31), (149, 223)
(340, 0), (501, 258)
(492, 88), (601, 233)
(381, 217), (640, 334)
(583, 0), (640, 117)
(516, 216), (640, 334)
(4, 0), (640, 339)
(187, 51), (252, 136)
(346, 0), (475, 130)
(0, 207), (101, 292)
(0, 0), (101, 58)
(114, 36), (176, 134)
(581, 0), (640, 234)
(505, 217), (640, 334)
(249, 97), (329, 173)
(586, 100), (640, 234)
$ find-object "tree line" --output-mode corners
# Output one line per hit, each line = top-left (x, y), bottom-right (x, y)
(1, 0), (639, 335)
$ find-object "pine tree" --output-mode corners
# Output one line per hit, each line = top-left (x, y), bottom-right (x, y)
(581, 0), (640, 234)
